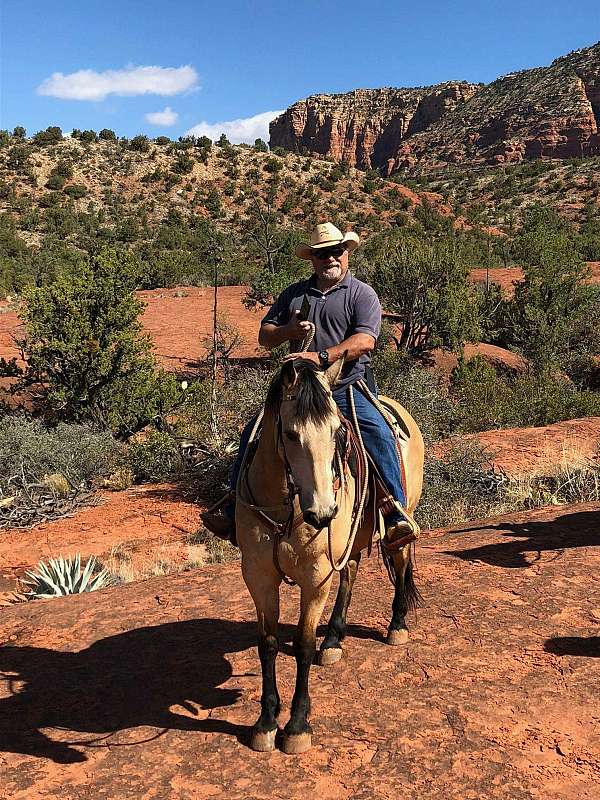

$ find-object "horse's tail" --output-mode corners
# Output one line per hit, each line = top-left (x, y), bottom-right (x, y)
(381, 544), (423, 611)
(402, 555), (422, 612)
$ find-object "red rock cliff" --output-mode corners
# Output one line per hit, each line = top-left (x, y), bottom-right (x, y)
(269, 83), (480, 170)
(270, 41), (600, 173)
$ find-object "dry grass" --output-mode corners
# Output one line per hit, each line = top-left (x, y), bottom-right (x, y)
(187, 528), (239, 564)
(503, 458), (600, 509)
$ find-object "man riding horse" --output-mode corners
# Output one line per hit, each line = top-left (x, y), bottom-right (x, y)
(201, 221), (418, 549)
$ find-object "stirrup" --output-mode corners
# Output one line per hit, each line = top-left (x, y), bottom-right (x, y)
(205, 490), (235, 513)
(382, 502), (420, 552)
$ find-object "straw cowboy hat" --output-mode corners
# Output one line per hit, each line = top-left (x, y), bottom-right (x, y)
(295, 222), (360, 260)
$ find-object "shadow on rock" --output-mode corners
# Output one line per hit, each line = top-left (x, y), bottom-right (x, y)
(445, 509), (600, 568)
(544, 636), (600, 657)
(0, 618), (258, 764)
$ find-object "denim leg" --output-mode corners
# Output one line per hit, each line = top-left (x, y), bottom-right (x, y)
(333, 386), (406, 516)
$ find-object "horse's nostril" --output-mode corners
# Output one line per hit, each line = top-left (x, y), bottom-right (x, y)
(303, 506), (338, 529)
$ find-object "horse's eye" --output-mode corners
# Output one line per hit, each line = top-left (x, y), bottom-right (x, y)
(285, 431), (300, 442)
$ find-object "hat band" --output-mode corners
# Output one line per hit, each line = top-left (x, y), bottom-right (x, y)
(311, 237), (344, 248)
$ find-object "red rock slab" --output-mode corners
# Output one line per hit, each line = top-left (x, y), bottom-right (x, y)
(0, 502), (598, 799)
(429, 342), (529, 380)
(439, 417), (600, 477)
(0, 484), (201, 590)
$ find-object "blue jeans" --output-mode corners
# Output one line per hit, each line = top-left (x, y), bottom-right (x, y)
(229, 385), (406, 521)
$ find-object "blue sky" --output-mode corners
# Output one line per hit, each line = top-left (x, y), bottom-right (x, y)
(1, 0), (599, 143)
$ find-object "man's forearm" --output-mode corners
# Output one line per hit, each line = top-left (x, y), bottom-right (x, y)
(327, 333), (375, 363)
(259, 323), (291, 349)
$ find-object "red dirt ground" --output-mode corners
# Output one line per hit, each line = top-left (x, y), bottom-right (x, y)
(0, 502), (598, 799)
(469, 262), (600, 295)
(0, 484), (201, 596)
(1, 413), (597, 593)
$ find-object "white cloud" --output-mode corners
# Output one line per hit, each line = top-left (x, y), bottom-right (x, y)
(185, 109), (284, 145)
(145, 106), (179, 126)
(37, 65), (199, 102)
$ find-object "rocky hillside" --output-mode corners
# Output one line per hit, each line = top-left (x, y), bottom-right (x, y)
(270, 41), (600, 174)
(269, 82), (480, 171)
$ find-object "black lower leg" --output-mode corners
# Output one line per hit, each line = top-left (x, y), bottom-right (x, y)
(254, 634), (280, 733)
(321, 557), (360, 652)
(284, 636), (315, 736)
(389, 557), (419, 633)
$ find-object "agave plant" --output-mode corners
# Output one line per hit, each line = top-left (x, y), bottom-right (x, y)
(22, 554), (115, 599)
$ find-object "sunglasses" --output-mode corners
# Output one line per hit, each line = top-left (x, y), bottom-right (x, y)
(313, 245), (346, 260)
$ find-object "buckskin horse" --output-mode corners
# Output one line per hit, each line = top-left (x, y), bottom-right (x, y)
(236, 356), (424, 754)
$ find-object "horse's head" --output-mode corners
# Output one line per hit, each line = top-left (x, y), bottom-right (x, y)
(266, 357), (345, 529)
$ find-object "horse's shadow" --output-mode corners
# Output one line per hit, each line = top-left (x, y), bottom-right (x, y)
(0, 618), (265, 764)
(445, 509), (600, 568)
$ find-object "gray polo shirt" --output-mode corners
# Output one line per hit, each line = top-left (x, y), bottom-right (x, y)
(261, 270), (382, 388)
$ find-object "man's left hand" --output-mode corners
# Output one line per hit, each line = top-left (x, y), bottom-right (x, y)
(282, 351), (321, 366)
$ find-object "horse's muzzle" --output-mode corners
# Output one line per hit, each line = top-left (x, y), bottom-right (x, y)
(303, 505), (338, 530)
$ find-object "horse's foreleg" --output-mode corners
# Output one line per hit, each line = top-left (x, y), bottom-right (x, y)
(243, 563), (282, 751)
(386, 543), (420, 646)
(283, 579), (331, 754)
(318, 554), (361, 665)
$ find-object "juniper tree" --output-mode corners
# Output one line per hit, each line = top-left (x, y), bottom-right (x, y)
(2, 248), (180, 436)
(369, 232), (481, 357)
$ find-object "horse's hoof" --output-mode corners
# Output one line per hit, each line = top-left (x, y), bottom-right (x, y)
(318, 646), (343, 666)
(250, 727), (277, 752)
(282, 732), (312, 754)
(386, 628), (409, 646)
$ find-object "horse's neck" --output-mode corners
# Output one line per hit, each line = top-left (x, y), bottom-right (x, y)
(246, 410), (289, 507)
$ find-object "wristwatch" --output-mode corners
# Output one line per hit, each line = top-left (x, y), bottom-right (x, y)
(318, 350), (330, 368)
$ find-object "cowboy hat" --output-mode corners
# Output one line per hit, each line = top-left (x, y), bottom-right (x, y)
(295, 222), (360, 260)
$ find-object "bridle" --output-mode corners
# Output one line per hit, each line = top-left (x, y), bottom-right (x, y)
(275, 391), (346, 507)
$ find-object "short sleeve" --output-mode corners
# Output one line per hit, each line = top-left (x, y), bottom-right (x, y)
(261, 287), (292, 327)
(353, 285), (382, 339)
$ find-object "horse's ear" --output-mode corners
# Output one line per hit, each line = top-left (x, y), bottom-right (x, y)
(325, 352), (346, 387)
(282, 359), (298, 388)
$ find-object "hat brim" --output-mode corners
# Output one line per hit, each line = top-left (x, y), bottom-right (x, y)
(295, 231), (360, 260)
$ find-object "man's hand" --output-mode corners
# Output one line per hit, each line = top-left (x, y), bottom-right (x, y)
(285, 310), (313, 341)
(282, 351), (320, 365)
(259, 311), (313, 350)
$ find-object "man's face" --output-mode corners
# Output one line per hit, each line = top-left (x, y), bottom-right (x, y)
(309, 244), (349, 283)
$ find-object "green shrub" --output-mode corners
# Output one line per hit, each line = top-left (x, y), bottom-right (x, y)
(64, 184), (87, 199)
(418, 440), (500, 529)
(369, 230), (481, 356)
(130, 134), (150, 153)
(128, 431), (183, 482)
(3, 248), (183, 435)
(0, 416), (124, 500)
(33, 126), (63, 146)
(452, 357), (600, 432)
(46, 173), (66, 190)
(372, 342), (457, 443)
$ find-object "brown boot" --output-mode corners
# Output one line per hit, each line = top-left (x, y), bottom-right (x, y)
(200, 510), (235, 541)
(383, 517), (420, 552)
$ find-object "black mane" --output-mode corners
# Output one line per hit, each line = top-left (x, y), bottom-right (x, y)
(265, 359), (332, 424)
